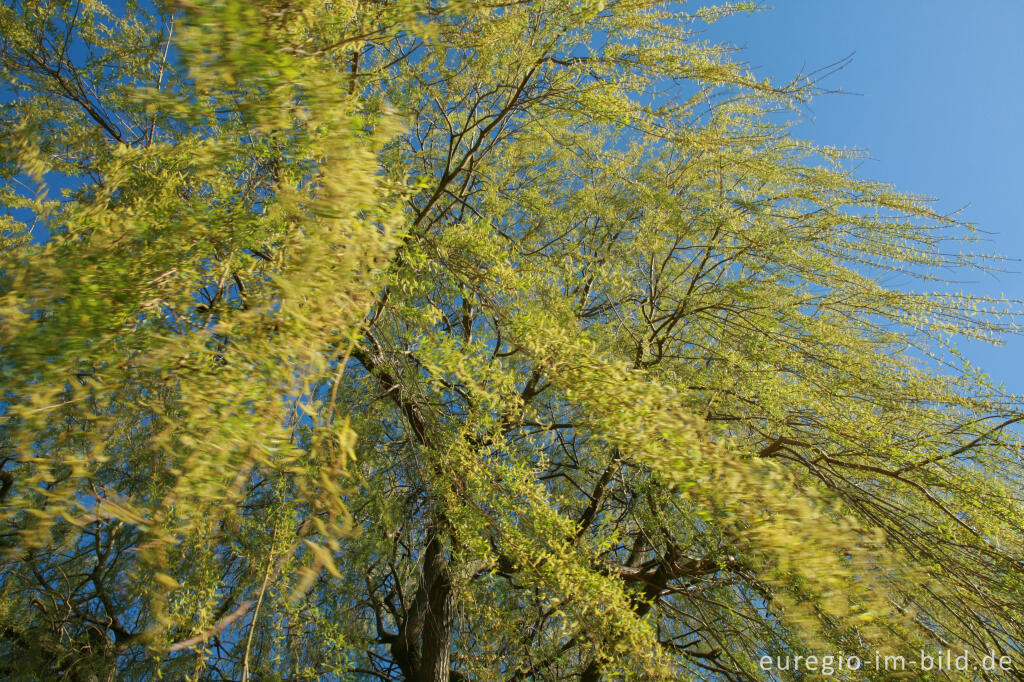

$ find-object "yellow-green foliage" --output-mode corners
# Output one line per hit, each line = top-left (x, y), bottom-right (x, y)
(1, 1), (1022, 680)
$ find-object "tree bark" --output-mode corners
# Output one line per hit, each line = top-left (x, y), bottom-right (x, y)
(388, 529), (456, 682)
(418, 531), (455, 682)
(580, 659), (603, 682)
(353, 345), (458, 681)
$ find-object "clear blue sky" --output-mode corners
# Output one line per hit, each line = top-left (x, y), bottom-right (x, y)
(693, 1), (1024, 395)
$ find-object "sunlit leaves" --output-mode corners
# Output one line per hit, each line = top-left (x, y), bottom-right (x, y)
(2, 0), (1024, 680)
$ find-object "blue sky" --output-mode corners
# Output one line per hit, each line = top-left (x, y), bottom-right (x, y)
(693, 1), (1024, 395)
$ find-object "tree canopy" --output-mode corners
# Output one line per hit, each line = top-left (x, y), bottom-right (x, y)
(2, 1), (1023, 680)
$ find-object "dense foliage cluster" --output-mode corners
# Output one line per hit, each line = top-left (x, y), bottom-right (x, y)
(2, 1), (1022, 680)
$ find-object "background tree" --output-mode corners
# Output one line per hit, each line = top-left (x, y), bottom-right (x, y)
(2, 1), (1023, 680)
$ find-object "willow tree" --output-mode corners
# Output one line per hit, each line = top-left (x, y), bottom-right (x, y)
(2, 0), (1022, 680)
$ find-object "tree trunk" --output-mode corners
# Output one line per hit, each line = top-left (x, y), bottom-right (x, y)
(391, 528), (456, 682)
(418, 531), (455, 682)
(580, 659), (603, 682)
